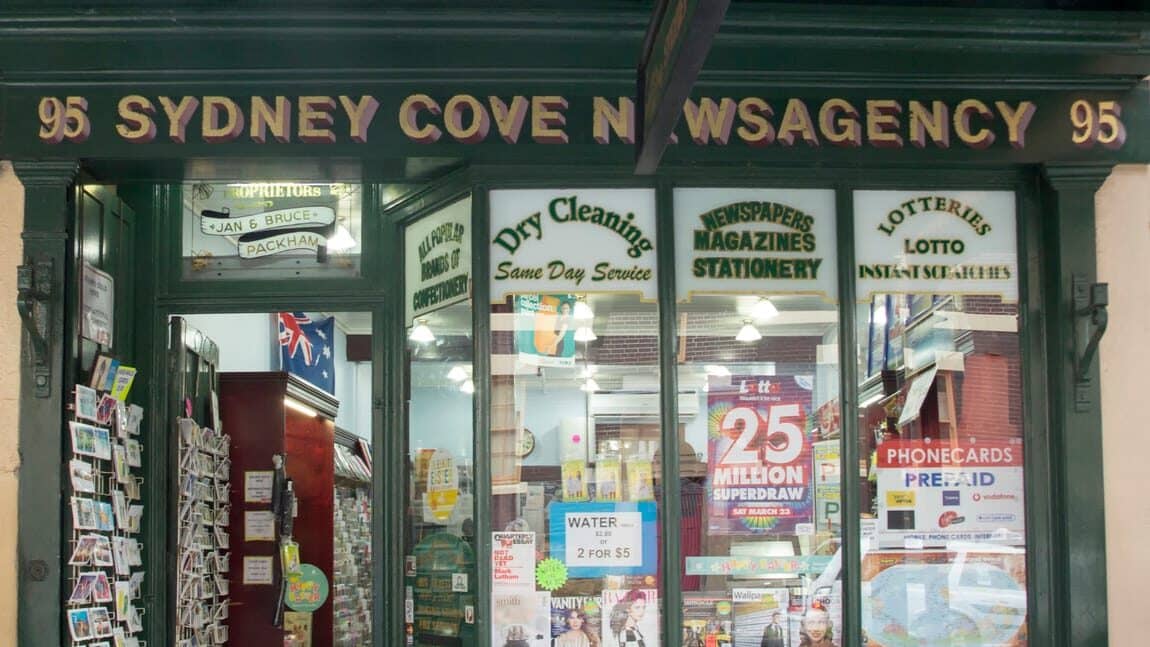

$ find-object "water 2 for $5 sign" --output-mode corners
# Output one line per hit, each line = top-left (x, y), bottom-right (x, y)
(707, 375), (814, 535)
(488, 189), (657, 302)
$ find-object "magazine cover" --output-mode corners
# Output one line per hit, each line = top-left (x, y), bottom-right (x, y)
(550, 596), (603, 647)
(682, 592), (733, 647)
(601, 588), (659, 647)
(516, 294), (577, 367)
(594, 459), (622, 502)
(493, 590), (552, 647)
(729, 588), (789, 647)
(562, 460), (589, 502)
(788, 582), (841, 647)
(861, 550), (1026, 647)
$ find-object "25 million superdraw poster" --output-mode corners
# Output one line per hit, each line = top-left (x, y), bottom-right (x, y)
(707, 375), (813, 534)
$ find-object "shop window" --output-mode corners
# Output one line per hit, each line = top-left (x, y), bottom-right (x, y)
(180, 181), (362, 280)
(404, 197), (477, 646)
(488, 188), (664, 647)
(673, 188), (842, 647)
(853, 190), (1027, 647)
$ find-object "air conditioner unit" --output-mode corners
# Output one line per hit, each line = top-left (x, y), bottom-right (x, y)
(588, 390), (699, 421)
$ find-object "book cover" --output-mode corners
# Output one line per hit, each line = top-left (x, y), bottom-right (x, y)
(601, 588), (659, 647)
(550, 596), (602, 647)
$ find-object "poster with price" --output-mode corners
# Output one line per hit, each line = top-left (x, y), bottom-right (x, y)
(548, 501), (657, 578)
(707, 375), (813, 535)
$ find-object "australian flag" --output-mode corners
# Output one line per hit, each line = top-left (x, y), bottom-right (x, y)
(278, 312), (335, 394)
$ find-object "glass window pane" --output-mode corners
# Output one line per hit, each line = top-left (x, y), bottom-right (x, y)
(674, 188), (842, 647)
(488, 189), (663, 647)
(404, 198), (476, 646)
(181, 181), (362, 280)
(854, 190), (1027, 647)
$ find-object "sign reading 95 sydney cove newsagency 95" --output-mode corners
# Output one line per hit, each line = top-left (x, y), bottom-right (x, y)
(854, 190), (1017, 302)
(405, 197), (471, 324)
(489, 189), (657, 301)
(674, 188), (837, 301)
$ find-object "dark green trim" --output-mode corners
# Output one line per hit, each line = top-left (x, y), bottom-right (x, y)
(379, 202), (401, 646)
(1016, 171), (1057, 647)
(655, 180), (682, 645)
(834, 185), (861, 647)
(13, 160), (77, 647)
(471, 184), (493, 647)
(1040, 163), (1112, 647)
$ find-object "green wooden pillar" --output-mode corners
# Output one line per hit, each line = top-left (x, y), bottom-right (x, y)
(1040, 163), (1112, 647)
(13, 160), (78, 647)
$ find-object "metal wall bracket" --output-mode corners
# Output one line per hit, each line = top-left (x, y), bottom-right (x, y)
(1072, 274), (1109, 413)
(17, 258), (54, 399)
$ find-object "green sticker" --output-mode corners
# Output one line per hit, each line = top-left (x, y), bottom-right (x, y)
(285, 563), (329, 612)
(535, 558), (568, 591)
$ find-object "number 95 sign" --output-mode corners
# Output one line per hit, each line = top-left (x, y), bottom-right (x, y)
(707, 376), (814, 535)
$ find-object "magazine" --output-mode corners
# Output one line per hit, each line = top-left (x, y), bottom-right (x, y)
(493, 590), (551, 647)
(601, 588), (659, 647)
(550, 596), (602, 647)
(682, 592), (733, 647)
(731, 588), (789, 647)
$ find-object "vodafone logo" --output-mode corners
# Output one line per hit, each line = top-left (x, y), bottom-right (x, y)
(973, 492), (1017, 502)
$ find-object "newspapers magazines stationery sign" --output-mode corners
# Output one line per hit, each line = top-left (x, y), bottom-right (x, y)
(854, 190), (1017, 302)
(707, 375), (814, 535)
(875, 438), (1025, 547)
(489, 189), (657, 302)
(673, 188), (837, 301)
(405, 197), (472, 324)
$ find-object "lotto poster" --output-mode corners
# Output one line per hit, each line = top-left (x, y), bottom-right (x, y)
(707, 375), (813, 535)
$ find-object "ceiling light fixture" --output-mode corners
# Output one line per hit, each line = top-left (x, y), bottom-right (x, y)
(704, 364), (731, 377)
(460, 379), (476, 395)
(446, 365), (469, 382)
(573, 297), (594, 321)
(736, 320), (762, 343)
(574, 326), (598, 342)
(580, 377), (601, 392)
(325, 225), (357, 252)
(751, 297), (780, 321)
(409, 319), (435, 343)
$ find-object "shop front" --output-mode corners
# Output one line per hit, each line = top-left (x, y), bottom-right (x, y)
(3, 3), (1149, 647)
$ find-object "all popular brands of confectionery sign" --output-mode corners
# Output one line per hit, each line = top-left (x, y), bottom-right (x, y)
(674, 188), (837, 301)
(854, 190), (1017, 302)
(405, 197), (471, 324)
(489, 189), (658, 302)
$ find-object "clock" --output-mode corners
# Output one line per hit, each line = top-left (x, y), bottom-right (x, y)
(517, 428), (536, 458)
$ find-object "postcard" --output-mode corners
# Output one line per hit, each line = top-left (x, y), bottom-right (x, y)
(91, 535), (114, 567)
(112, 537), (130, 576)
(75, 384), (99, 422)
(113, 489), (129, 530)
(69, 459), (97, 493)
(110, 365), (137, 401)
(128, 505), (143, 534)
(90, 605), (114, 637)
(70, 422), (112, 460)
(68, 534), (100, 566)
(127, 404), (144, 436)
(71, 497), (98, 530)
(67, 608), (93, 641)
(125, 439), (142, 468)
(113, 444), (131, 484)
(89, 354), (115, 391)
(115, 581), (131, 621)
(95, 501), (115, 531)
(97, 394), (118, 426)
(92, 571), (113, 603)
(68, 572), (98, 604)
(128, 571), (145, 598)
(114, 400), (129, 439)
